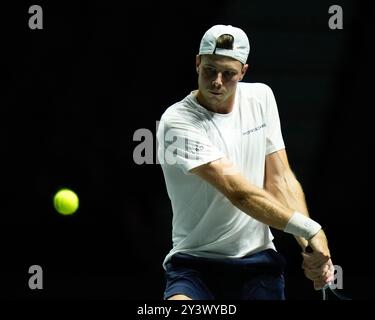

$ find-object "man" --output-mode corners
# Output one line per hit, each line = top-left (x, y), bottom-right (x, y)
(157, 25), (334, 300)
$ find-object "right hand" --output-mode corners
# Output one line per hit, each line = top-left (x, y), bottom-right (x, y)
(301, 229), (335, 289)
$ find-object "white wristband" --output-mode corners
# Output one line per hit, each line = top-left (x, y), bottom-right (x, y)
(284, 211), (322, 240)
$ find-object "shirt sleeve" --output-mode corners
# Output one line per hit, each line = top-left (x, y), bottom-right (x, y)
(264, 86), (285, 155)
(157, 115), (225, 174)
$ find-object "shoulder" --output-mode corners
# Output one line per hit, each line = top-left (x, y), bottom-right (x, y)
(237, 82), (278, 112)
(159, 95), (206, 129)
(238, 82), (275, 100)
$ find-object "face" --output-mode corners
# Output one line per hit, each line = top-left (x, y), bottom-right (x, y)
(196, 54), (248, 111)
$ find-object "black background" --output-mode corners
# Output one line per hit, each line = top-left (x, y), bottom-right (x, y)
(2, 0), (374, 300)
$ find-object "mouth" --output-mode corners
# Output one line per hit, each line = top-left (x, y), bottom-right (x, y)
(208, 90), (223, 96)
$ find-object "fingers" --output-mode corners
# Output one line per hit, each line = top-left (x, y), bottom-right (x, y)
(304, 268), (321, 281)
(304, 262), (334, 283)
(302, 232), (335, 290)
(302, 254), (330, 270)
(304, 261), (330, 277)
(324, 260), (335, 283)
(302, 254), (335, 289)
(314, 269), (334, 290)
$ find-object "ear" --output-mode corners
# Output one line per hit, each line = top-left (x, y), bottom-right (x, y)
(239, 64), (249, 81)
(196, 55), (201, 73)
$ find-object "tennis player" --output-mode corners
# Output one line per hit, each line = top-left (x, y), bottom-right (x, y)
(157, 25), (334, 300)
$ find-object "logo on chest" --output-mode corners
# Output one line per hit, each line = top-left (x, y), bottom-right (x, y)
(242, 123), (266, 135)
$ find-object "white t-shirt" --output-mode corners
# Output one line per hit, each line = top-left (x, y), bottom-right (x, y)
(157, 82), (285, 269)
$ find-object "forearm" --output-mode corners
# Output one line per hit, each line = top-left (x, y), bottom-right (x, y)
(229, 180), (295, 231)
(264, 171), (310, 248)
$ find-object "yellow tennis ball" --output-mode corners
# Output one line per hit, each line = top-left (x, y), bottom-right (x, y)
(53, 189), (79, 215)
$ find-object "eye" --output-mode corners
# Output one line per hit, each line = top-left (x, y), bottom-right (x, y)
(223, 71), (237, 79)
(203, 66), (217, 77)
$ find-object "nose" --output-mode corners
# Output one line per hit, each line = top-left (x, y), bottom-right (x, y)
(212, 72), (223, 88)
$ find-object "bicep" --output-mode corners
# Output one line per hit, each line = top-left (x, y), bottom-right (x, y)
(264, 149), (292, 185)
(265, 149), (290, 174)
(264, 149), (300, 192)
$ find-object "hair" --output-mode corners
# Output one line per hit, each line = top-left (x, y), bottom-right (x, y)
(215, 34), (234, 50)
(213, 34), (244, 66)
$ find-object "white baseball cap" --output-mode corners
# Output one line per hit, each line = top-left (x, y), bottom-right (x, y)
(199, 25), (250, 64)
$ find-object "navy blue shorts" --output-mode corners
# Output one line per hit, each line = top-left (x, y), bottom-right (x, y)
(164, 249), (286, 300)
